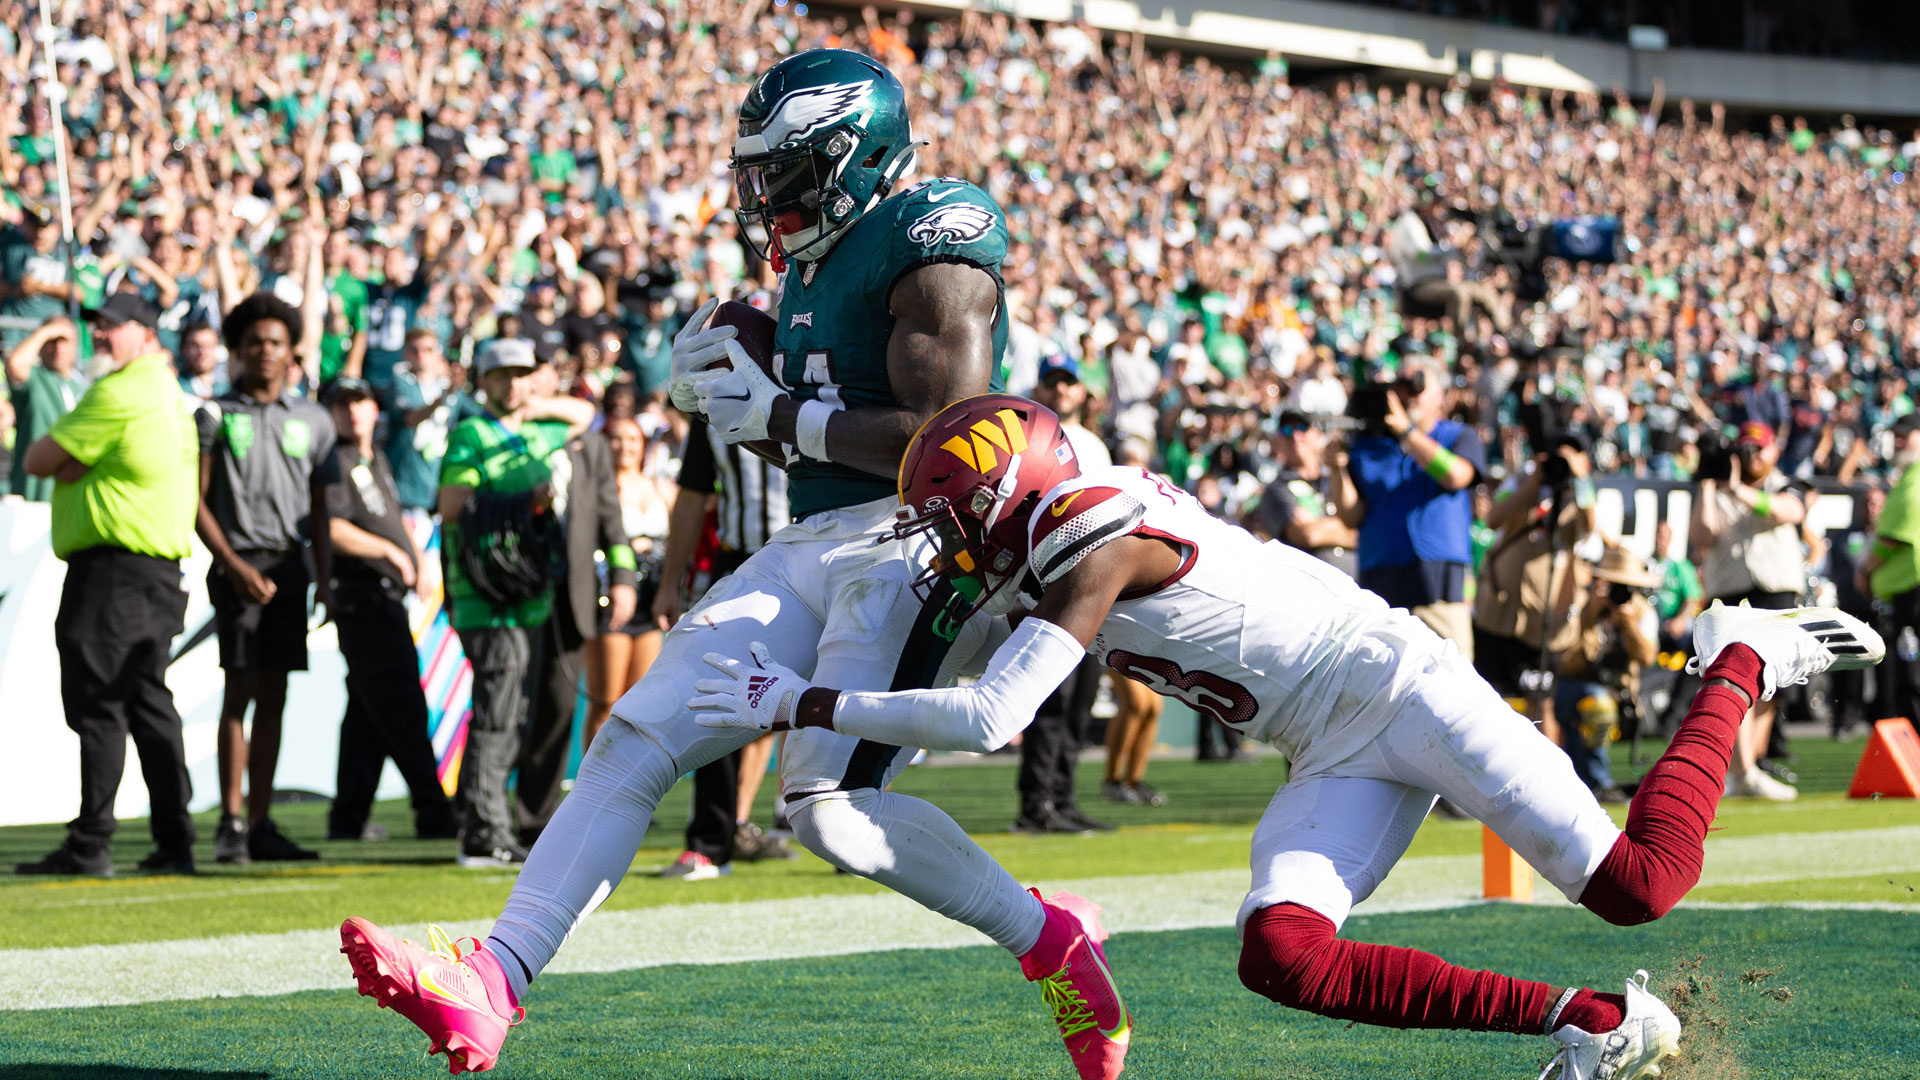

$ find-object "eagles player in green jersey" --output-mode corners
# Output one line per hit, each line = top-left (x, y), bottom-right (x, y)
(337, 50), (1131, 1080)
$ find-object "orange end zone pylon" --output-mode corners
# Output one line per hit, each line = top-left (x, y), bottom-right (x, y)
(1482, 826), (1534, 901)
(1848, 718), (1920, 799)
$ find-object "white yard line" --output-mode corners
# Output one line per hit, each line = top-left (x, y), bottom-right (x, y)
(7, 825), (1917, 1011)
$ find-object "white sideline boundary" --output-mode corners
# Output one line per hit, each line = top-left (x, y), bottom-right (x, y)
(6, 825), (1918, 1011)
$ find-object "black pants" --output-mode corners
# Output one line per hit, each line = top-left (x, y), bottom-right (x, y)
(1885, 591), (1920, 734)
(458, 624), (541, 851)
(517, 604), (587, 841)
(1019, 657), (1103, 816)
(1196, 715), (1245, 760)
(329, 579), (454, 837)
(687, 749), (741, 863)
(54, 548), (194, 855)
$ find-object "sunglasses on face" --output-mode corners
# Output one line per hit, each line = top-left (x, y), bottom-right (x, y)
(1277, 424), (1312, 437)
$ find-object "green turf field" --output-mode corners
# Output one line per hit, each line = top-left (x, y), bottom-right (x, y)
(5, 735), (1918, 1079)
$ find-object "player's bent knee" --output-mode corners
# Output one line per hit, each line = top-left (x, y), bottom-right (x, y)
(1237, 903), (1337, 1008)
(786, 790), (887, 878)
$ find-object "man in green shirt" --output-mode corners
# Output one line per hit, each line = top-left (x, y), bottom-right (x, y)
(1861, 417), (1920, 733)
(1650, 519), (1704, 650)
(15, 294), (200, 878)
(5, 317), (84, 502)
(0, 214), (75, 355)
(438, 338), (595, 866)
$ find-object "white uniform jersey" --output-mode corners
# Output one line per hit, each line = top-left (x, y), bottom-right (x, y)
(1027, 465), (1433, 768)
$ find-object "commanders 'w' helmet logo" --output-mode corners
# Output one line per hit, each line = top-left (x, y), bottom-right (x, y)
(940, 408), (1028, 473)
(908, 204), (995, 246)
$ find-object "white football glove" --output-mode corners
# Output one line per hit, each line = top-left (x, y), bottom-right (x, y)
(690, 642), (814, 732)
(668, 297), (737, 412)
(688, 350), (786, 444)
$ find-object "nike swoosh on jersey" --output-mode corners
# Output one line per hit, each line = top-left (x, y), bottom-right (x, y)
(925, 186), (960, 202)
(1049, 491), (1083, 516)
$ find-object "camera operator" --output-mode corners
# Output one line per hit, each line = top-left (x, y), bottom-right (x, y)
(1555, 548), (1661, 802)
(1689, 420), (1805, 801)
(1386, 198), (1510, 332)
(1334, 358), (1484, 657)
(1254, 409), (1358, 577)
(1470, 434), (1599, 737)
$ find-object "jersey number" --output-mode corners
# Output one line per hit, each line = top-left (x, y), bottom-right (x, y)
(1105, 649), (1257, 726)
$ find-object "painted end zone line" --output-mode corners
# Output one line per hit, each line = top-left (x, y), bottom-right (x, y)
(8, 825), (1920, 1012)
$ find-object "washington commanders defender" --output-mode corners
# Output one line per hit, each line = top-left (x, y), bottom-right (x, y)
(692, 395), (1883, 1080)
(338, 55), (1127, 1079)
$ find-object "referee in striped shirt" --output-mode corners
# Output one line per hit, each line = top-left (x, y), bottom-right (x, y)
(650, 415), (791, 878)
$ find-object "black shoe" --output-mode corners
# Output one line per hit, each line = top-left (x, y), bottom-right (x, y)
(1054, 806), (1114, 832)
(456, 841), (529, 869)
(16, 844), (113, 877)
(1101, 781), (1139, 804)
(733, 820), (795, 862)
(248, 818), (320, 862)
(1012, 808), (1092, 835)
(136, 847), (197, 875)
(214, 815), (250, 865)
(415, 810), (460, 840)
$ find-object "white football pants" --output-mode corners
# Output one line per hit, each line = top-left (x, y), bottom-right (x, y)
(485, 499), (1043, 995)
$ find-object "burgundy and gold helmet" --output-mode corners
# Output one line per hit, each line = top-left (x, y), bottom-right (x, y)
(894, 394), (1081, 618)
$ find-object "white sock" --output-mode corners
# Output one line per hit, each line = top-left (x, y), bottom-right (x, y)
(484, 719), (681, 1000)
(789, 788), (1047, 956)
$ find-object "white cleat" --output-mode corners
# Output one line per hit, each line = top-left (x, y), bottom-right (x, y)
(1537, 970), (1681, 1080)
(1686, 601), (1883, 700)
(1729, 767), (1798, 802)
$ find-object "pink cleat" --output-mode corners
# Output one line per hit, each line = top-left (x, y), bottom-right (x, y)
(340, 916), (523, 1075)
(1019, 889), (1131, 1079)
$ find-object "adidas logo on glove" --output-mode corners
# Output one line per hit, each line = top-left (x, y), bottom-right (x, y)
(746, 675), (777, 710)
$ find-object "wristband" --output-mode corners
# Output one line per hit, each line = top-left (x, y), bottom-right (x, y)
(1424, 447), (1459, 484)
(1572, 477), (1596, 509)
(796, 399), (837, 462)
(1753, 492), (1772, 518)
(605, 543), (636, 571)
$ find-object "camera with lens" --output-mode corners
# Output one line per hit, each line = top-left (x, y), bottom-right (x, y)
(1347, 369), (1428, 438)
(1608, 583), (1638, 606)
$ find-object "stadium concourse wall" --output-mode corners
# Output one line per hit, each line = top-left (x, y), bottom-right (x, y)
(0, 478), (1866, 828)
(911, 0), (1920, 115)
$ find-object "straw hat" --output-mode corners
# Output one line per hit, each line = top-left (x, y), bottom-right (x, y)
(1590, 545), (1663, 589)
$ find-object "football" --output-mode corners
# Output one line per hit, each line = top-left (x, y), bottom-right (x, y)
(707, 299), (781, 381)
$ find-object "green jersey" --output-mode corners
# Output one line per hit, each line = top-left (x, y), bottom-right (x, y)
(775, 178), (1009, 519)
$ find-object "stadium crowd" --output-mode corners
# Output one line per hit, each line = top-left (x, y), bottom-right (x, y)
(6, 0), (1919, 870)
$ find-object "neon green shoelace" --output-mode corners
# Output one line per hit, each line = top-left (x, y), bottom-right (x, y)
(1040, 969), (1097, 1038)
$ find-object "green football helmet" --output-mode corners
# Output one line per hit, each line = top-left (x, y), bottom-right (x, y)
(731, 49), (921, 267)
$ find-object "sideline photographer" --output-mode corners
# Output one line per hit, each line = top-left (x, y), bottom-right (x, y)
(1470, 434), (1599, 738)
(1556, 547), (1661, 801)
(1335, 358), (1484, 656)
(1690, 420), (1805, 801)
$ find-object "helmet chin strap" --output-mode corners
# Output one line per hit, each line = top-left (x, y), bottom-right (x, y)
(982, 452), (1025, 533)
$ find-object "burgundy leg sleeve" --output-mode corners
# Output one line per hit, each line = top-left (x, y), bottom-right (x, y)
(1239, 903), (1553, 1034)
(1579, 645), (1762, 926)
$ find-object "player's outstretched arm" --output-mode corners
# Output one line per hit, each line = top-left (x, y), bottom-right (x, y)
(765, 261), (998, 478)
(689, 536), (1179, 750)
